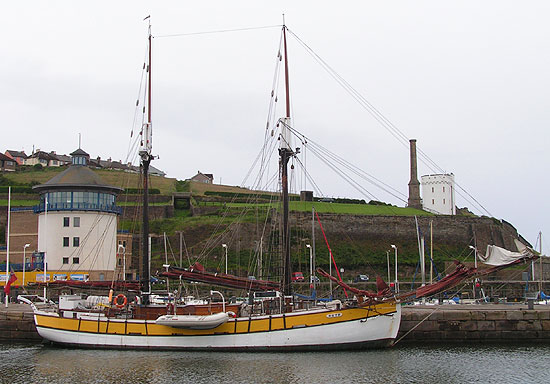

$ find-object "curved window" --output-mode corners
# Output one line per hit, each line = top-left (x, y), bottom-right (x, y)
(72, 156), (87, 165)
(40, 191), (117, 212)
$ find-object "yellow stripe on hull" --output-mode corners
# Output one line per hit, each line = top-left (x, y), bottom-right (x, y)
(35, 302), (397, 337)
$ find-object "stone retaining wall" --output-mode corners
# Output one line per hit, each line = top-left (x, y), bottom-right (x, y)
(0, 308), (41, 341)
(398, 305), (550, 343)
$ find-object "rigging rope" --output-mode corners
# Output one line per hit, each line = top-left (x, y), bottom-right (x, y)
(286, 28), (493, 217)
(315, 211), (348, 298)
(155, 25), (281, 39)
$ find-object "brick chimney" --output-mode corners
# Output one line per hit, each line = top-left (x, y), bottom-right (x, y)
(407, 139), (422, 209)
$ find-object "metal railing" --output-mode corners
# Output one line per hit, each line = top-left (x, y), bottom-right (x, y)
(33, 202), (122, 214)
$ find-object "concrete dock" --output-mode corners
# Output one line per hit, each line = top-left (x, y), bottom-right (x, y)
(1, 303), (550, 344)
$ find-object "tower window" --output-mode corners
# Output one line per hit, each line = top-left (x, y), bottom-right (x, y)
(63, 217), (69, 227)
(432, 199), (434, 205)
(63, 237), (69, 247)
(431, 187), (434, 193)
(443, 198), (446, 205)
(73, 217), (80, 227)
(443, 186), (446, 193)
(62, 257), (69, 264)
(72, 257), (80, 264)
(73, 237), (80, 247)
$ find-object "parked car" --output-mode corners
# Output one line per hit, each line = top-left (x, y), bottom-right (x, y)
(292, 272), (305, 282)
(310, 275), (320, 283)
(354, 274), (369, 283)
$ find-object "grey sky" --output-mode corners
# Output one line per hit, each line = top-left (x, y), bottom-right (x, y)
(2, 1), (549, 249)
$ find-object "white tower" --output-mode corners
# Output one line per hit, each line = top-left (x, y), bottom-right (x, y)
(421, 173), (456, 215)
(33, 148), (123, 280)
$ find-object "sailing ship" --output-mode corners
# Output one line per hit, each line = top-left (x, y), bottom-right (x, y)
(29, 22), (402, 351)
(28, 22), (539, 350)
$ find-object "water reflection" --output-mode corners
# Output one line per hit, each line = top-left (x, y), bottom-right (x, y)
(0, 343), (549, 384)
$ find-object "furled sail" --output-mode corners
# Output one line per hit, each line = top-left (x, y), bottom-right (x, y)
(479, 243), (536, 266)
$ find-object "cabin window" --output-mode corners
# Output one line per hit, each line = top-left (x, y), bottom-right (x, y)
(73, 217), (80, 227)
(63, 217), (70, 227)
(63, 237), (69, 247)
(73, 237), (80, 247)
(62, 257), (69, 264)
(72, 257), (79, 264)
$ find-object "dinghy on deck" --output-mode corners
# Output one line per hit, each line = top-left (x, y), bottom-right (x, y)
(155, 312), (230, 329)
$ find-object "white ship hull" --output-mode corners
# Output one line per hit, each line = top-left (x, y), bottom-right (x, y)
(34, 305), (401, 351)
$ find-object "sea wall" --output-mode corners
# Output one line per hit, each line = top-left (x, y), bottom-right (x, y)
(0, 306), (41, 341)
(398, 304), (550, 343)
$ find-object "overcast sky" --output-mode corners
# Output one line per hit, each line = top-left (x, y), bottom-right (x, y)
(2, 1), (549, 250)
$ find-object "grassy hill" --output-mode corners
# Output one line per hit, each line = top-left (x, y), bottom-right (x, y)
(2, 166), (178, 195)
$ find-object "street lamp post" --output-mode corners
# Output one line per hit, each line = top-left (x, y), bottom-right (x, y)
(22, 244), (30, 287)
(222, 244), (228, 274)
(469, 245), (478, 299)
(386, 250), (391, 283)
(391, 244), (398, 293)
(469, 245), (478, 269)
(306, 244), (314, 290)
(118, 244), (126, 281)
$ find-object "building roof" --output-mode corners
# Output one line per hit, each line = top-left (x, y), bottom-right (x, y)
(149, 165), (167, 177)
(33, 165), (123, 193)
(29, 151), (57, 161)
(5, 150), (27, 158)
(70, 148), (90, 157)
(53, 153), (71, 163)
(0, 153), (14, 161)
(188, 171), (214, 181)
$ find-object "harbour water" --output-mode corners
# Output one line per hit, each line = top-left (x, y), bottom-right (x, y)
(1, 342), (549, 383)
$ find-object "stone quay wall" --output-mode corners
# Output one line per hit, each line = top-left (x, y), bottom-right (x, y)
(398, 304), (550, 343)
(0, 305), (41, 342)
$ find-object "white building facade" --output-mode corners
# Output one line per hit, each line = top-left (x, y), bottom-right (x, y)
(421, 173), (456, 215)
(37, 211), (118, 273)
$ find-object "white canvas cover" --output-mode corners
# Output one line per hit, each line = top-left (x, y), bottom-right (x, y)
(479, 243), (533, 266)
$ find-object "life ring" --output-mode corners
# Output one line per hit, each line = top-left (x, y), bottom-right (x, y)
(114, 294), (127, 308)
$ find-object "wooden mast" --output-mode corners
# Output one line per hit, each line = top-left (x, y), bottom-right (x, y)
(280, 21), (293, 298)
(140, 18), (153, 303)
